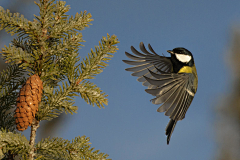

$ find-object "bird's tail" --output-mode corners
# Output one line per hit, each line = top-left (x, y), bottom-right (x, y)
(165, 119), (177, 145)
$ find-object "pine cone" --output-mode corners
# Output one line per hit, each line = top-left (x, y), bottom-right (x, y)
(14, 74), (43, 131)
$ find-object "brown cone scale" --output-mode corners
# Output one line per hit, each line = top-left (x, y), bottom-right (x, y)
(14, 74), (43, 131)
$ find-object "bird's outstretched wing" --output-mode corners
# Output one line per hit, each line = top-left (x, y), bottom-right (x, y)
(144, 70), (195, 120)
(123, 42), (172, 88)
(144, 70), (196, 144)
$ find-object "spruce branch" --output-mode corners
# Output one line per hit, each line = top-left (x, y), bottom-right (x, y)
(0, 7), (30, 37)
(79, 34), (119, 81)
(1, 43), (35, 68)
(0, 0), (119, 159)
(38, 33), (119, 119)
(36, 137), (70, 160)
(0, 130), (30, 159)
(38, 82), (78, 121)
(76, 81), (108, 109)
(34, 0), (93, 40)
(36, 136), (110, 160)
(72, 34), (119, 108)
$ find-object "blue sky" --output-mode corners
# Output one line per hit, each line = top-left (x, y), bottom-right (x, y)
(1, 0), (240, 159)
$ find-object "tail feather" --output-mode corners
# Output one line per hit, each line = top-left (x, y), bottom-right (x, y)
(165, 119), (177, 145)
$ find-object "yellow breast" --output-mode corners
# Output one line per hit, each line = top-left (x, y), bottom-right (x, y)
(178, 65), (198, 92)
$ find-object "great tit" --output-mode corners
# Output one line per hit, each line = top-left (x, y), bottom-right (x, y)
(123, 42), (198, 144)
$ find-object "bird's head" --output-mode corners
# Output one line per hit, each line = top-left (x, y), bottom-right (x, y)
(167, 47), (194, 66)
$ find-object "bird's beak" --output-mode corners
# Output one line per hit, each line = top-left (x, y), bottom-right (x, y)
(167, 50), (174, 54)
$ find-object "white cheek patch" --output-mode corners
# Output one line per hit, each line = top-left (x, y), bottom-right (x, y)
(175, 54), (192, 63)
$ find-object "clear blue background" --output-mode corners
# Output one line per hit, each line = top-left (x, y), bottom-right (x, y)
(1, 0), (239, 159)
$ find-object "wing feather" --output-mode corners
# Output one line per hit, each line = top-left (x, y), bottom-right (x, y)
(139, 42), (154, 55)
(125, 63), (154, 72)
(122, 60), (146, 65)
(125, 52), (144, 60)
(123, 42), (172, 87)
(148, 43), (159, 55)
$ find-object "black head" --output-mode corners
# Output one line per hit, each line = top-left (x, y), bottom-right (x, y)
(167, 47), (194, 66)
(167, 47), (194, 73)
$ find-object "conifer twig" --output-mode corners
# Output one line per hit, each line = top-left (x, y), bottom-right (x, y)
(29, 119), (39, 160)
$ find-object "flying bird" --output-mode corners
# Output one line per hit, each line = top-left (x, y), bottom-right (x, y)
(123, 42), (198, 144)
